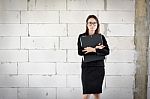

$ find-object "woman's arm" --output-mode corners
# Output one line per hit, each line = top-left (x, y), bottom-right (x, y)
(77, 34), (85, 56)
(95, 35), (110, 56)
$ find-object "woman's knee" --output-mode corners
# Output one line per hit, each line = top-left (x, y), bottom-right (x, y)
(83, 94), (90, 99)
(93, 94), (100, 97)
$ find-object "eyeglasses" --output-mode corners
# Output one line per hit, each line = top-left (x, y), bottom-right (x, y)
(87, 22), (97, 26)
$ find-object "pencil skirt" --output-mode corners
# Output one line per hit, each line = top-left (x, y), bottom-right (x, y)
(81, 60), (105, 94)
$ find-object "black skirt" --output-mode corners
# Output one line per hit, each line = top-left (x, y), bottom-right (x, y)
(81, 60), (105, 94)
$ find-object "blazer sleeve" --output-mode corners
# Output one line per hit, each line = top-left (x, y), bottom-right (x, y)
(77, 34), (85, 56)
(95, 35), (110, 56)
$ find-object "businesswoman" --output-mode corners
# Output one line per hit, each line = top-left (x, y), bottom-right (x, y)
(77, 15), (109, 99)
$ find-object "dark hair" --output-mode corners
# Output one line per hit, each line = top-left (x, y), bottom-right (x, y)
(85, 15), (100, 35)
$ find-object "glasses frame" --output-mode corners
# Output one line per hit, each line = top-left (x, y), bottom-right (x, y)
(87, 22), (97, 26)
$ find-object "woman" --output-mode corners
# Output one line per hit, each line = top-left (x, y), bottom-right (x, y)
(77, 15), (109, 99)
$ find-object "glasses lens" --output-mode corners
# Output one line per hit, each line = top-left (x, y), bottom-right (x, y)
(88, 22), (97, 25)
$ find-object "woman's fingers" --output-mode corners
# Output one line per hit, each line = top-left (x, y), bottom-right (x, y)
(82, 49), (86, 52)
(95, 45), (105, 49)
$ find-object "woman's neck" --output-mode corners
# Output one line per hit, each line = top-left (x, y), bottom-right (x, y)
(88, 30), (95, 35)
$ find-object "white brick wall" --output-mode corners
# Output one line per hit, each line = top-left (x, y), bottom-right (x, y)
(0, 11), (20, 23)
(29, 24), (67, 36)
(60, 11), (97, 23)
(29, 75), (66, 87)
(0, 37), (20, 49)
(0, 63), (17, 74)
(68, 24), (85, 36)
(29, 50), (66, 62)
(0, 50), (28, 62)
(67, 0), (104, 10)
(107, 37), (135, 50)
(107, 0), (135, 11)
(18, 88), (56, 99)
(21, 37), (59, 49)
(60, 37), (77, 49)
(106, 50), (135, 62)
(18, 63), (56, 74)
(107, 24), (134, 36)
(105, 63), (136, 75)
(67, 75), (82, 87)
(0, 0), (136, 99)
(101, 88), (133, 99)
(0, 0), (27, 10)
(0, 88), (17, 99)
(67, 50), (82, 62)
(56, 63), (81, 74)
(28, 0), (66, 10)
(21, 11), (59, 23)
(99, 11), (135, 23)
(106, 76), (134, 88)
(0, 75), (28, 87)
(0, 24), (28, 36)
(57, 88), (82, 99)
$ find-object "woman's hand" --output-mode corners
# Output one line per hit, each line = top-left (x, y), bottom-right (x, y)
(82, 47), (96, 54)
(95, 43), (105, 49)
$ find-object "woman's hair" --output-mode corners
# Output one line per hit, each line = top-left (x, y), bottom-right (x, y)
(85, 15), (100, 35)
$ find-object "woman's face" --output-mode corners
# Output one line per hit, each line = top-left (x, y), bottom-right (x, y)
(87, 18), (97, 32)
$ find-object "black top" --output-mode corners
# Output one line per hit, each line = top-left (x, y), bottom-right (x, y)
(77, 33), (109, 62)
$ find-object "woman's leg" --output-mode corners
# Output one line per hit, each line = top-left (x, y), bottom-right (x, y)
(82, 94), (90, 99)
(93, 94), (100, 99)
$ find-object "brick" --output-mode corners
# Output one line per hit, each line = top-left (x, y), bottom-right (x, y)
(0, 24), (28, 36)
(29, 75), (66, 87)
(67, 0), (104, 10)
(0, 63), (17, 74)
(105, 63), (136, 75)
(106, 50), (135, 62)
(107, 37), (135, 50)
(18, 88), (56, 99)
(29, 24), (67, 36)
(21, 11), (59, 23)
(107, 24), (134, 36)
(0, 88), (17, 99)
(67, 50), (82, 62)
(67, 75), (82, 88)
(0, 11), (20, 23)
(60, 37), (77, 49)
(0, 37), (20, 49)
(0, 0), (27, 10)
(28, 0), (66, 10)
(57, 88), (82, 99)
(21, 37), (59, 49)
(99, 11), (134, 23)
(102, 88), (133, 99)
(106, 76), (134, 88)
(18, 63), (56, 74)
(0, 75), (28, 87)
(60, 11), (97, 23)
(68, 24), (85, 37)
(107, 0), (135, 11)
(0, 50), (28, 62)
(29, 50), (66, 62)
(57, 63), (81, 74)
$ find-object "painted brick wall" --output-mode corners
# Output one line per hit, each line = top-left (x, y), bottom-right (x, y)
(0, 0), (135, 99)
